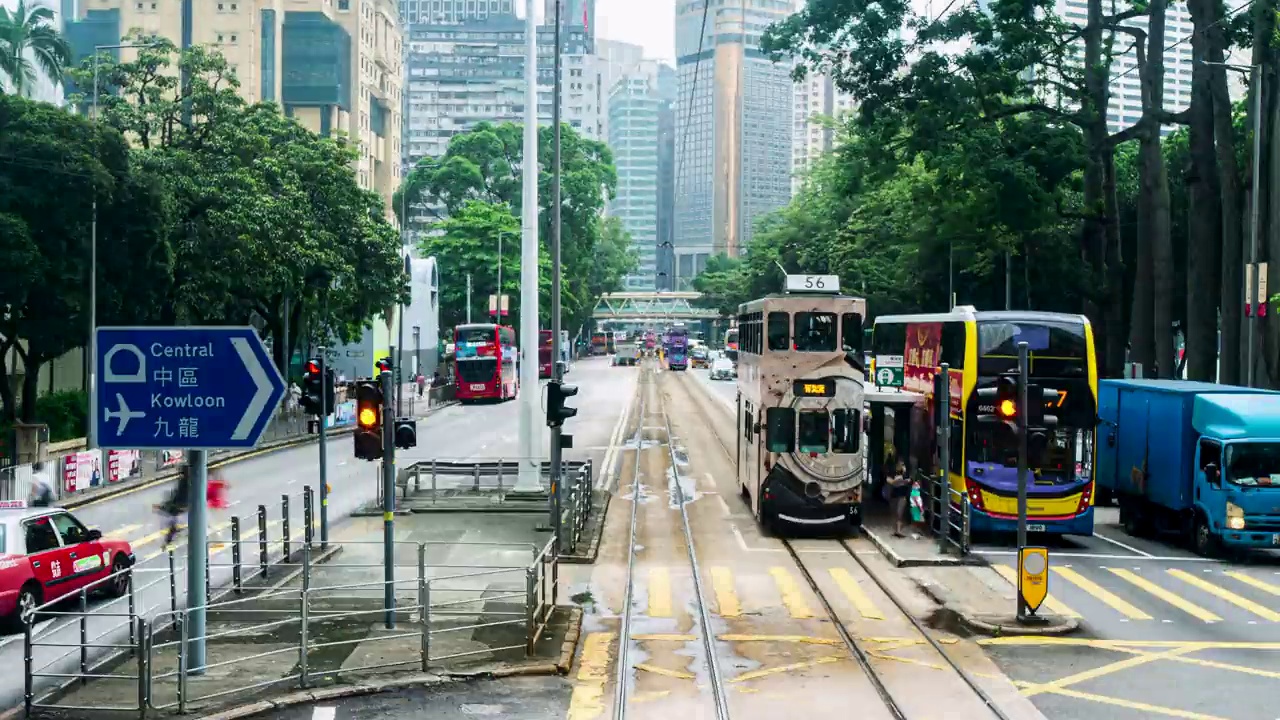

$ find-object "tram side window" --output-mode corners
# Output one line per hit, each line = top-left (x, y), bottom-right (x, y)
(743, 402), (754, 442)
(841, 313), (863, 354)
(797, 410), (830, 453)
(832, 409), (861, 453)
(768, 312), (790, 351)
(794, 312), (837, 352)
(765, 408), (795, 452)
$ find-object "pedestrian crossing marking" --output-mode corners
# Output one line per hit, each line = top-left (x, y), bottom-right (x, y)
(647, 567), (672, 618)
(992, 565), (1081, 618)
(1052, 566), (1151, 620)
(709, 567), (741, 617)
(1167, 569), (1280, 622)
(1107, 568), (1221, 623)
(1224, 571), (1280, 597)
(827, 567), (884, 620)
(769, 566), (814, 619)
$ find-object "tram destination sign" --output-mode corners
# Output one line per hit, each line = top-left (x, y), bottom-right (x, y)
(785, 274), (841, 293)
(793, 379), (837, 398)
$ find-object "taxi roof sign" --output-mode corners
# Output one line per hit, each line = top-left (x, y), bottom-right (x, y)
(1017, 546), (1049, 615)
(0, 500), (27, 510)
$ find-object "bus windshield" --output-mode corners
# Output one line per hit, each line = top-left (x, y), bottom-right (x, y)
(456, 326), (496, 345)
(967, 426), (1092, 483)
(977, 319), (1089, 377)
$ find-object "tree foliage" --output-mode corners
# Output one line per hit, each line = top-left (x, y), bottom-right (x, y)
(402, 121), (633, 335)
(0, 0), (70, 97)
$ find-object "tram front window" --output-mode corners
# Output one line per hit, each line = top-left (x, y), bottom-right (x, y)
(832, 409), (861, 453)
(766, 408), (796, 452)
(768, 312), (791, 351)
(798, 410), (830, 453)
(795, 312), (837, 352)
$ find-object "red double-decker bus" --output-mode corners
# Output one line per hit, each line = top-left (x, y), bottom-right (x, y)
(539, 329), (554, 378)
(454, 323), (519, 402)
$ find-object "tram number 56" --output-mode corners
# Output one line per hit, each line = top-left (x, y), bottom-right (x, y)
(786, 274), (841, 293)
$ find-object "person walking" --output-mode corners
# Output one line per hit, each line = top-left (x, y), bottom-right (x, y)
(28, 461), (55, 507)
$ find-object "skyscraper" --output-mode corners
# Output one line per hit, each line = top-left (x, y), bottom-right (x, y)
(401, 0), (515, 24)
(792, 72), (855, 194)
(673, 0), (794, 289)
(608, 60), (665, 291)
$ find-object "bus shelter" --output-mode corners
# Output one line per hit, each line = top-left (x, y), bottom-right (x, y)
(863, 385), (928, 501)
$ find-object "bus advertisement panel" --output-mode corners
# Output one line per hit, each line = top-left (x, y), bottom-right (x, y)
(872, 309), (1098, 537)
(454, 324), (519, 402)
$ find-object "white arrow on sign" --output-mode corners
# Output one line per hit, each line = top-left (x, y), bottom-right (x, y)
(231, 337), (273, 441)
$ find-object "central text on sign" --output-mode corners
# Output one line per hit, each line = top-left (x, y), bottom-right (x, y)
(151, 342), (215, 358)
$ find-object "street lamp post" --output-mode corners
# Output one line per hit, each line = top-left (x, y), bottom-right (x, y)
(87, 42), (160, 449)
(1202, 60), (1262, 386)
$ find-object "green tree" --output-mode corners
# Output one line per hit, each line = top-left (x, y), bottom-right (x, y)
(0, 0), (70, 97)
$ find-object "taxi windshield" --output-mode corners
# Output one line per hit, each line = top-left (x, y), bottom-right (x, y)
(1225, 442), (1280, 487)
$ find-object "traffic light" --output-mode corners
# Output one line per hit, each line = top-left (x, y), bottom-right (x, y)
(375, 357), (393, 374)
(976, 374), (1020, 431)
(546, 380), (578, 428)
(394, 418), (417, 450)
(353, 380), (384, 461)
(1025, 385), (1061, 430)
(301, 360), (324, 415)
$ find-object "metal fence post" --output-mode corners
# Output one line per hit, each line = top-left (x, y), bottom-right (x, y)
(23, 619), (32, 717)
(473, 464), (480, 491)
(303, 485), (314, 547)
(299, 543), (311, 688)
(963, 495), (972, 556)
(136, 617), (148, 718)
(231, 517), (242, 594)
(497, 459), (504, 492)
(281, 494), (291, 560)
(167, 549), (178, 632)
(128, 570), (138, 650)
(79, 589), (89, 683)
(177, 614), (188, 714)
(431, 460), (438, 505)
(414, 464), (421, 494)
(257, 505), (268, 578)
(417, 543), (428, 672)
(524, 567), (536, 654)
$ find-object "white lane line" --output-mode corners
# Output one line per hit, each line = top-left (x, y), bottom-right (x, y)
(717, 496), (732, 517)
(312, 708), (337, 720)
(1092, 531), (1155, 557)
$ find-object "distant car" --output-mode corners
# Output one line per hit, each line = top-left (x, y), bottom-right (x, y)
(0, 504), (135, 630)
(710, 357), (736, 381)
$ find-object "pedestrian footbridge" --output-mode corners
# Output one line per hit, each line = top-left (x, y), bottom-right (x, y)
(591, 292), (722, 322)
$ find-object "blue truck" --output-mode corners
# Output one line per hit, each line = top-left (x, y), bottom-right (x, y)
(1097, 379), (1280, 556)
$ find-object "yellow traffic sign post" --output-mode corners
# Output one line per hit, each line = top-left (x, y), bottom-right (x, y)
(1018, 546), (1049, 621)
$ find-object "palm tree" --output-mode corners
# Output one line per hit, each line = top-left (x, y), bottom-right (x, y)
(0, 0), (72, 98)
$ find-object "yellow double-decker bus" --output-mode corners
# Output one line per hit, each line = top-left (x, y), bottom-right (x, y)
(872, 308), (1098, 537)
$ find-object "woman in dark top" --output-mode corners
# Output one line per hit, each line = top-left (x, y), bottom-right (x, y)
(886, 461), (911, 537)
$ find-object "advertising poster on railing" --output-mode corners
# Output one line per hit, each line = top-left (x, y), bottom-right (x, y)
(331, 400), (356, 428)
(108, 450), (142, 483)
(160, 450), (185, 468)
(62, 451), (103, 493)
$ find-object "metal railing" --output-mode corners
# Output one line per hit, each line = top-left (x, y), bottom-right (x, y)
(919, 471), (972, 557)
(396, 459), (594, 553)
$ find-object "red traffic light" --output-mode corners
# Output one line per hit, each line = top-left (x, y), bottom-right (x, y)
(305, 360), (321, 375)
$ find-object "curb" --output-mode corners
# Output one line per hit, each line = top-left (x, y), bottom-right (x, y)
(194, 605), (582, 720)
(62, 402), (460, 511)
(559, 491), (610, 564)
(861, 526), (987, 568)
(913, 575), (1079, 637)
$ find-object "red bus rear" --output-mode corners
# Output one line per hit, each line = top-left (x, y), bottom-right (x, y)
(539, 330), (554, 378)
(454, 324), (519, 402)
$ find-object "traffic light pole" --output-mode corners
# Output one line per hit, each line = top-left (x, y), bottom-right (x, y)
(937, 363), (951, 555)
(318, 349), (329, 548)
(549, 0), (564, 556)
(186, 448), (208, 676)
(380, 370), (396, 628)
(1016, 341), (1030, 621)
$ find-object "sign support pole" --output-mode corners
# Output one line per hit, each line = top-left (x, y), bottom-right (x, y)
(937, 363), (951, 555)
(186, 448), (208, 675)
(1016, 341), (1030, 621)
(318, 348), (329, 548)
(380, 370), (396, 628)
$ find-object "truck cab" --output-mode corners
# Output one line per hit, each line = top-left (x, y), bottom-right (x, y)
(1191, 394), (1280, 553)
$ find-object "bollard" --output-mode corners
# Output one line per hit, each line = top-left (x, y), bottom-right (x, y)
(23, 618), (32, 717)
(167, 550), (178, 632)
(417, 544), (428, 671)
(299, 544), (311, 688)
(303, 485), (314, 547)
(231, 517), (242, 594)
(258, 504), (269, 578)
(473, 463), (480, 491)
(282, 494), (291, 561)
(176, 614), (188, 714)
(136, 618), (148, 717)
(414, 464), (421, 494)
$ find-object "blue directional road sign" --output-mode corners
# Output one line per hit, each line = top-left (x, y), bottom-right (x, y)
(95, 327), (287, 450)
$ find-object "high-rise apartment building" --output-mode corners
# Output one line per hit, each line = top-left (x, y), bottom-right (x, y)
(63, 0), (403, 213)
(673, 0), (794, 289)
(792, 72), (855, 194)
(594, 38), (643, 142)
(655, 63), (677, 292)
(401, 0), (514, 24)
(608, 60), (663, 291)
(401, 17), (598, 169)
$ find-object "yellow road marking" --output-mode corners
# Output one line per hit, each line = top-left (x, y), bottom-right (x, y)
(634, 663), (695, 680)
(719, 634), (842, 645)
(1110, 645), (1280, 680)
(567, 632), (614, 720)
(980, 636), (1280, 650)
(729, 656), (842, 683)
(630, 691), (671, 703)
(828, 567), (884, 620)
(1167, 568), (1280, 621)
(110, 523), (143, 539)
(709, 567), (741, 617)
(769, 566), (814, 619)
(133, 525), (185, 549)
(1224, 570), (1280, 597)
(1019, 646), (1200, 698)
(992, 565), (1080, 617)
(1052, 566), (1151, 620)
(1107, 568), (1221, 622)
(1018, 682), (1229, 720)
(632, 633), (695, 642)
(647, 568), (672, 617)
(867, 649), (945, 671)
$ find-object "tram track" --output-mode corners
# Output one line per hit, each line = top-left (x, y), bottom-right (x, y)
(668, 366), (1012, 720)
(613, 361), (730, 720)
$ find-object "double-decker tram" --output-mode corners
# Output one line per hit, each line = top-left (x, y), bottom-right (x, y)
(735, 276), (868, 532)
(872, 308), (1098, 536)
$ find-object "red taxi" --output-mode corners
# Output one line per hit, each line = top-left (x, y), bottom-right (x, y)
(0, 502), (135, 629)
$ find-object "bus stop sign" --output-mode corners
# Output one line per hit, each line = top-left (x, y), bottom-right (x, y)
(1018, 546), (1050, 614)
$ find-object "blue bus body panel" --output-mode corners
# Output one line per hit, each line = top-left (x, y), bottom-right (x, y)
(1098, 379), (1280, 513)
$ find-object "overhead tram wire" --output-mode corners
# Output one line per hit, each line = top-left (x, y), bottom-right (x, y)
(674, 0), (713, 209)
(1106, 0), (1255, 86)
